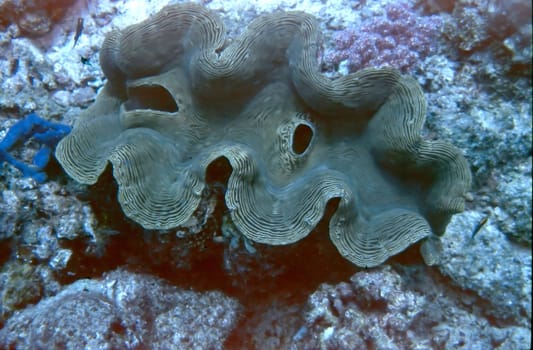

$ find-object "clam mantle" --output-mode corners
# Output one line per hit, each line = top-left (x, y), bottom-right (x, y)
(56, 3), (471, 267)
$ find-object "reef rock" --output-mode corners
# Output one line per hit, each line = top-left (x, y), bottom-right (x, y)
(0, 269), (241, 349)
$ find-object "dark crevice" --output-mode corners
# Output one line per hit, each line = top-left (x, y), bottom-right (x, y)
(292, 123), (313, 154)
(124, 85), (178, 112)
(205, 156), (232, 189)
(0, 240), (11, 266)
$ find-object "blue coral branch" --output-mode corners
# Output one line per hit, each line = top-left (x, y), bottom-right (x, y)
(0, 113), (71, 182)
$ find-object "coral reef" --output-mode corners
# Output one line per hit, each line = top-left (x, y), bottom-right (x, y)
(55, 3), (471, 268)
(0, 0), (530, 347)
(0, 113), (71, 182)
(326, 2), (442, 73)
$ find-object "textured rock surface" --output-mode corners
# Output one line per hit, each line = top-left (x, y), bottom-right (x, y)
(291, 266), (531, 350)
(0, 261), (61, 322)
(0, 177), (99, 262)
(0, 0), (77, 36)
(418, 52), (531, 246)
(494, 165), (532, 245)
(436, 211), (532, 327)
(55, 3), (470, 268)
(455, 0), (532, 74)
(0, 269), (241, 349)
